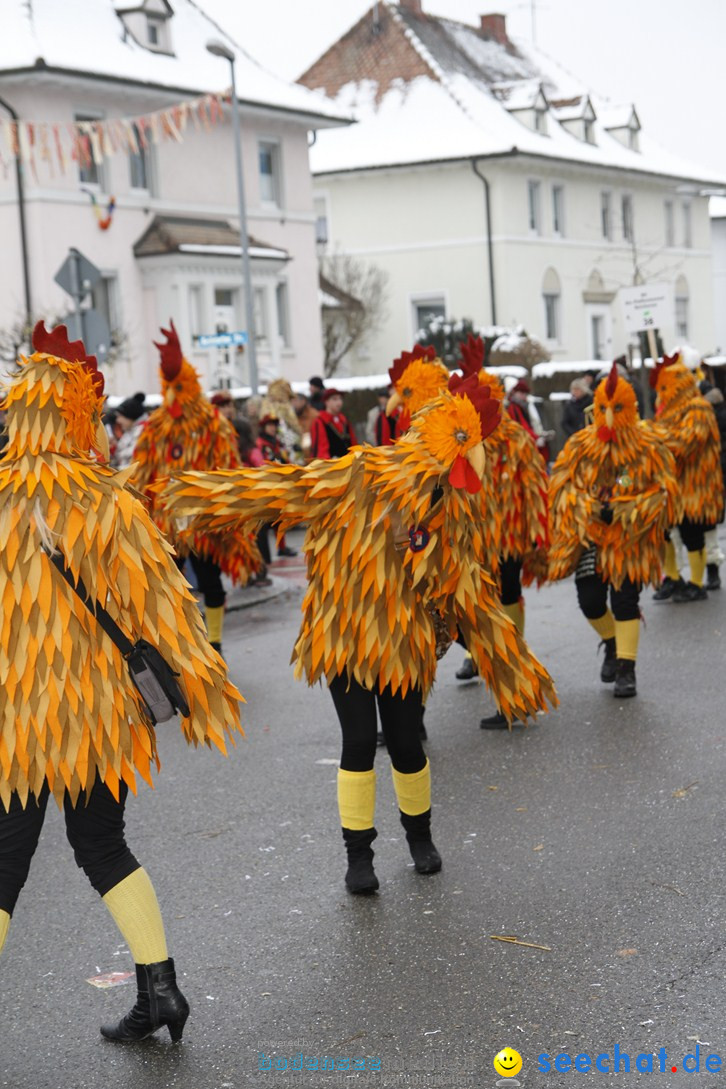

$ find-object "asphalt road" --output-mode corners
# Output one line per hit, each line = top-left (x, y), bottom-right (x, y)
(1, 532), (724, 1089)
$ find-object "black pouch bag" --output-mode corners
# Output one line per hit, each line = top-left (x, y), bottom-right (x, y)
(46, 549), (190, 725)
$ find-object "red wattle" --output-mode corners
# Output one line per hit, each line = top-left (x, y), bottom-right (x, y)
(464, 460), (481, 493)
(597, 425), (614, 442)
(449, 453), (468, 489)
(169, 401), (183, 419)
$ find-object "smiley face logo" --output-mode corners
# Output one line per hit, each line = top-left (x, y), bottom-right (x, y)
(493, 1047), (523, 1078)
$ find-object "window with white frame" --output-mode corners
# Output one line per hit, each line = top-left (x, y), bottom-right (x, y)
(129, 122), (153, 192)
(276, 282), (290, 347)
(542, 267), (561, 342)
(259, 141), (282, 205)
(189, 285), (205, 338)
(534, 108), (547, 135)
(91, 274), (121, 346)
(253, 287), (268, 344)
(412, 295), (446, 337)
(601, 191), (612, 240)
(552, 185), (565, 236)
(584, 118), (595, 144)
(75, 113), (105, 187)
(622, 194), (634, 242)
(314, 196), (329, 247)
(664, 200), (675, 247)
(675, 275), (689, 338)
(527, 180), (542, 233)
(682, 201), (692, 248)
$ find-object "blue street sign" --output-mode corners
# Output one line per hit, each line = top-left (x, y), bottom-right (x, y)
(197, 331), (248, 348)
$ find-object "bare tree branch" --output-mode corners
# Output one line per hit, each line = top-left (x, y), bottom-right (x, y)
(320, 252), (389, 378)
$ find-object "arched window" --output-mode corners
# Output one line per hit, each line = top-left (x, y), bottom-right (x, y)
(675, 276), (689, 339)
(542, 267), (561, 342)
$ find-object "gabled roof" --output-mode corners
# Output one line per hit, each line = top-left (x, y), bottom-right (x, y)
(1, 0), (349, 127)
(133, 215), (289, 261)
(300, 1), (725, 185)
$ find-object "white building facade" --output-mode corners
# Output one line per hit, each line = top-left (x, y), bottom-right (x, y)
(302, 2), (724, 374)
(0, 0), (347, 394)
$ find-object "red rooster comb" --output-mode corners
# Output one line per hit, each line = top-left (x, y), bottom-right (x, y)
(451, 374), (500, 439)
(458, 334), (485, 379)
(31, 320), (104, 395)
(649, 351), (679, 390)
(153, 319), (183, 380)
(389, 343), (436, 385)
(605, 361), (619, 399)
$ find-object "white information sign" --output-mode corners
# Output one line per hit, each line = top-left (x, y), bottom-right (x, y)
(619, 283), (673, 335)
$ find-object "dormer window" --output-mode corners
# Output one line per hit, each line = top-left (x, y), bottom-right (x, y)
(602, 105), (641, 152)
(551, 95), (597, 145)
(584, 118), (595, 144)
(534, 107), (547, 135)
(115, 0), (174, 55)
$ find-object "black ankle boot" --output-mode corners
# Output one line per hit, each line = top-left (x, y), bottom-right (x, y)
(399, 810), (442, 874)
(342, 828), (379, 894)
(706, 563), (721, 591)
(100, 958), (190, 1043)
(613, 659), (636, 699)
(599, 637), (617, 683)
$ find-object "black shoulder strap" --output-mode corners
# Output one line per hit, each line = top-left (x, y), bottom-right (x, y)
(45, 548), (134, 658)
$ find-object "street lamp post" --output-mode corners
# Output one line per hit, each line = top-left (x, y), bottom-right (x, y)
(206, 39), (259, 394)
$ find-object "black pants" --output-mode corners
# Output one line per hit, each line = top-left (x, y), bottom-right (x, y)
(576, 574), (641, 622)
(256, 525), (272, 566)
(679, 516), (707, 554)
(329, 675), (426, 775)
(500, 556), (523, 606)
(177, 552), (225, 608)
(0, 779), (139, 915)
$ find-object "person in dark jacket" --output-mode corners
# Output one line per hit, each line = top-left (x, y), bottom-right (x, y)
(309, 376), (326, 412)
(703, 387), (726, 589)
(561, 378), (593, 437)
(310, 389), (358, 459)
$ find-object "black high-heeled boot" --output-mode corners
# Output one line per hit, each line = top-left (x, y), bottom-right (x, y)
(100, 958), (190, 1043)
(342, 827), (379, 894)
(399, 810), (442, 874)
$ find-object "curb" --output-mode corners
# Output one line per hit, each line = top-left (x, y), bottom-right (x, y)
(225, 575), (296, 613)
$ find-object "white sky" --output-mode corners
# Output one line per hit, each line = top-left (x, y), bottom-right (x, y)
(201, 0), (726, 183)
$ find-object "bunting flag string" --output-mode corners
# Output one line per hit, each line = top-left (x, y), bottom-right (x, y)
(0, 92), (228, 178)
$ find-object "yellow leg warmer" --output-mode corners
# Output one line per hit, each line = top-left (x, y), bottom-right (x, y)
(205, 605), (224, 645)
(615, 619), (640, 662)
(391, 760), (431, 817)
(502, 600), (525, 635)
(687, 548), (706, 588)
(587, 609), (616, 641)
(0, 908), (10, 956)
(102, 868), (168, 965)
(337, 768), (376, 831)
(664, 538), (680, 580)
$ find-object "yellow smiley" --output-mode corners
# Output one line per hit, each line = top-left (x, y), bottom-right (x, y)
(493, 1047), (523, 1077)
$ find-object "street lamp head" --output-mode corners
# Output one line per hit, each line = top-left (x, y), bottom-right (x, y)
(206, 39), (235, 63)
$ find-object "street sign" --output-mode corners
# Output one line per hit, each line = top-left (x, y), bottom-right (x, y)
(619, 283), (673, 336)
(54, 248), (102, 300)
(196, 331), (248, 349)
(63, 308), (111, 364)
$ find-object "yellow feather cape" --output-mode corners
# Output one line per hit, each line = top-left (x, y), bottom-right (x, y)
(0, 349), (243, 809)
(159, 392), (558, 722)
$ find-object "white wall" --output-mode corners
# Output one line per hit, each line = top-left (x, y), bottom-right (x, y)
(712, 217), (726, 354)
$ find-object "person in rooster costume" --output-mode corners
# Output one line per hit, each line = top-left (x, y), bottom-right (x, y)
(647, 353), (724, 602)
(549, 362), (680, 698)
(0, 323), (243, 1042)
(450, 336), (549, 726)
(159, 383), (557, 894)
(132, 321), (261, 653)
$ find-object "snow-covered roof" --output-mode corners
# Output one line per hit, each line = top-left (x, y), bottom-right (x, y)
(710, 196), (726, 220)
(304, 2), (725, 185)
(599, 104), (640, 131)
(492, 79), (545, 112)
(1, 0), (349, 126)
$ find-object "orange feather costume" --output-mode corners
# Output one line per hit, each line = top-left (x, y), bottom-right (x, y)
(549, 364), (680, 589)
(160, 387), (557, 723)
(0, 323), (243, 810)
(132, 321), (260, 584)
(647, 353), (723, 525)
(452, 335), (549, 585)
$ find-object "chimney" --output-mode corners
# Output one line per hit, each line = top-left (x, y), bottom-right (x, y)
(400, 0), (423, 14)
(479, 13), (508, 45)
